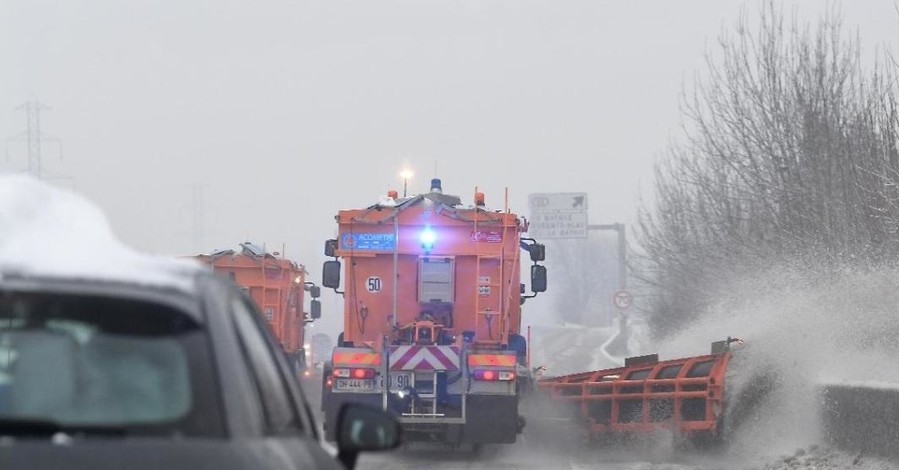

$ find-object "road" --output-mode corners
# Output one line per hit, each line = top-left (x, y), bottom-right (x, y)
(355, 442), (897, 470)
(355, 439), (724, 470)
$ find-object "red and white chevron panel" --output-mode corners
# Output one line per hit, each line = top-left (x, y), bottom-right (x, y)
(389, 345), (461, 371)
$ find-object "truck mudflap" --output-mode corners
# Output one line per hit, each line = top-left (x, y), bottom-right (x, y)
(459, 395), (519, 444)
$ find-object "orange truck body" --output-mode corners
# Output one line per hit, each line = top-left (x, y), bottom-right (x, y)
(320, 179), (547, 446)
(195, 244), (311, 369)
(336, 204), (522, 348)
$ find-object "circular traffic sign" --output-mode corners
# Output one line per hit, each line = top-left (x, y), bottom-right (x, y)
(613, 290), (633, 310)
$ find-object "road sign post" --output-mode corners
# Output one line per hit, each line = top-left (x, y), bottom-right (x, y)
(588, 223), (627, 293)
(593, 224), (628, 356)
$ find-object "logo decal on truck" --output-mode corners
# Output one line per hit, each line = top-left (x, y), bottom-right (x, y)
(340, 233), (396, 250)
(470, 231), (503, 243)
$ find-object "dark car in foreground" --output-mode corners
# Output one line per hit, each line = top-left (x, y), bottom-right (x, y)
(0, 270), (399, 469)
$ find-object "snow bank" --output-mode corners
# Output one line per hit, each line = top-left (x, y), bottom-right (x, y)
(819, 379), (899, 392)
(761, 445), (896, 470)
(0, 175), (200, 291)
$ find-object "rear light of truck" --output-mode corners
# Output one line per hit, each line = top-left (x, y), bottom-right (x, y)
(353, 368), (376, 379)
(473, 369), (515, 381)
(333, 367), (376, 379)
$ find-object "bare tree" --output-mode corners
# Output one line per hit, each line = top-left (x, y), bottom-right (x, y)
(637, 3), (899, 337)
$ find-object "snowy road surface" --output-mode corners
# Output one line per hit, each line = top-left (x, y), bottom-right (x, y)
(356, 441), (714, 470)
(356, 441), (898, 470)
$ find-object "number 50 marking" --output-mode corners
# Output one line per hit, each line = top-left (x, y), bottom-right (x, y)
(366, 277), (382, 293)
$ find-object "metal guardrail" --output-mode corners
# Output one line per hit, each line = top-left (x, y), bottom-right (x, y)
(819, 384), (899, 460)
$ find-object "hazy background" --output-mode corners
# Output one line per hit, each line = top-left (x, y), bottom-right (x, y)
(3, 1), (897, 337)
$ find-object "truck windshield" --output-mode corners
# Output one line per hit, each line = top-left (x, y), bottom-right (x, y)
(0, 290), (224, 437)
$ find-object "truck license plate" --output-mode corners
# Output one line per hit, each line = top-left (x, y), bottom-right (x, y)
(334, 379), (375, 392)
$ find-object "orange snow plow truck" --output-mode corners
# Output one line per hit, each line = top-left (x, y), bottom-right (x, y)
(319, 179), (547, 446)
(194, 243), (322, 372)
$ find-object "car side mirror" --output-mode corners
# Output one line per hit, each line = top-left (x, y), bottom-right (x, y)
(325, 239), (338, 258)
(529, 243), (545, 262)
(323, 260), (341, 289)
(336, 403), (401, 469)
(530, 265), (547, 293)
(310, 300), (321, 320)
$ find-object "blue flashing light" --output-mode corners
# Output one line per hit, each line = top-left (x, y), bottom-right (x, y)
(420, 226), (436, 250)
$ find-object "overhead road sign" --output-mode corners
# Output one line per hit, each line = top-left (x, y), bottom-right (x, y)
(528, 192), (588, 239)
(528, 193), (587, 213)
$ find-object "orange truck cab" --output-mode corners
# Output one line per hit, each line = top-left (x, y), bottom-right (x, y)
(319, 179), (547, 446)
(195, 243), (321, 372)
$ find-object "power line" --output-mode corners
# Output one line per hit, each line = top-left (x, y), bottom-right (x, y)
(6, 99), (65, 181)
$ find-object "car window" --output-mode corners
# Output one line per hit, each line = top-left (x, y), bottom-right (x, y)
(0, 290), (224, 437)
(230, 296), (300, 434)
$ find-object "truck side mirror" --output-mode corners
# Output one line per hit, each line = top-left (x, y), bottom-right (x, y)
(309, 285), (321, 299)
(310, 299), (322, 320)
(323, 260), (341, 289)
(520, 283), (526, 294)
(325, 239), (338, 258)
(530, 265), (547, 293)
(529, 244), (545, 262)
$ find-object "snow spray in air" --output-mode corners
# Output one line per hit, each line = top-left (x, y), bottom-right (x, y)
(654, 265), (899, 459)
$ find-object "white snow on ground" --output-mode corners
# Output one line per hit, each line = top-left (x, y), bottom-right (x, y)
(0, 175), (201, 291)
(761, 445), (897, 470)
(822, 380), (899, 391)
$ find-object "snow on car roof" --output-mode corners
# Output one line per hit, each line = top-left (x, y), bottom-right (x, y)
(0, 174), (201, 292)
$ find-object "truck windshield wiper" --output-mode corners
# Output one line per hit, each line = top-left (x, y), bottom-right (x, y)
(0, 418), (128, 437)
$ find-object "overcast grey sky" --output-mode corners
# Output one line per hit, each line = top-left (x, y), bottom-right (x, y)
(3, 1), (897, 334)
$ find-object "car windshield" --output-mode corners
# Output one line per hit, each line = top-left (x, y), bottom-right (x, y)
(0, 289), (223, 437)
